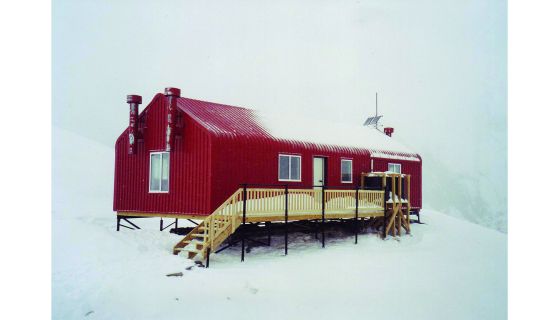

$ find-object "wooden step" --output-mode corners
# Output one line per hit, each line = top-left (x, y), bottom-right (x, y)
(173, 245), (194, 254)
(179, 246), (210, 260)
(181, 239), (207, 248)
(181, 234), (202, 243)
(192, 233), (208, 238)
(176, 247), (201, 253)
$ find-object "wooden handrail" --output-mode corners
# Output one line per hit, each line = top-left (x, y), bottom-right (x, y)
(233, 188), (386, 216)
(174, 184), (411, 261)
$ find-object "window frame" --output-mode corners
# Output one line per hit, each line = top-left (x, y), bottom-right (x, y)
(388, 163), (402, 174)
(340, 158), (353, 183)
(149, 151), (170, 193)
(278, 154), (302, 182)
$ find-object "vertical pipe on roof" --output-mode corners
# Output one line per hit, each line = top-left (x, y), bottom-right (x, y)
(126, 95), (142, 154)
(164, 87), (181, 152)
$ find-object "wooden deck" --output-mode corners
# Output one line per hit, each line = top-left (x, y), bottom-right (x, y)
(168, 172), (412, 262)
(243, 210), (385, 223)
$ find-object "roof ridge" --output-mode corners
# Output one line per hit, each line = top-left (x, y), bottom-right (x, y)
(178, 96), (252, 111)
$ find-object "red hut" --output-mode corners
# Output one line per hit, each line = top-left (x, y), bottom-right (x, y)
(114, 87), (422, 260)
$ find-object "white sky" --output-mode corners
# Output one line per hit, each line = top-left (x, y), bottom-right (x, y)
(53, 0), (507, 231)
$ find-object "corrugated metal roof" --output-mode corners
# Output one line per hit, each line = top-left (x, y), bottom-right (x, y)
(177, 98), (272, 139)
(177, 97), (420, 161)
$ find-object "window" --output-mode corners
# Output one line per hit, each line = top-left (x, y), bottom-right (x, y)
(341, 159), (353, 183)
(388, 163), (401, 174)
(278, 154), (301, 181)
(150, 152), (170, 192)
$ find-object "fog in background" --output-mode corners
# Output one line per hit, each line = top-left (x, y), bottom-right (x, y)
(53, 0), (507, 232)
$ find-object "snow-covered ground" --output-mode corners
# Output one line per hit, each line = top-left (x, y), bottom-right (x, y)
(52, 127), (506, 319)
(52, 211), (507, 320)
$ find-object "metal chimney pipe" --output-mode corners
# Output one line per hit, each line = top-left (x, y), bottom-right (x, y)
(164, 87), (181, 151)
(384, 127), (394, 137)
(126, 94), (142, 154)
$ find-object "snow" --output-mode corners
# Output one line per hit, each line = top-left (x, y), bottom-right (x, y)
(257, 109), (420, 161)
(53, 127), (506, 320)
(53, 210), (506, 320)
(52, 126), (114, 218)
(386, 191), (408, 203)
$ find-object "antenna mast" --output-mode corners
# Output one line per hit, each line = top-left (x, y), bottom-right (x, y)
(375, 92), (378, 129)
(362, 92), (383, 130)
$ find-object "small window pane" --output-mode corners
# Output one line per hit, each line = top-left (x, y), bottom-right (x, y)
(388, 163), (401, 173)
(279, 155), (290, 180)
(161, 153), (170, 191)
(290, 156), (301, 181)
(150, 154), (161, 191)
(341, 160), (352, 182)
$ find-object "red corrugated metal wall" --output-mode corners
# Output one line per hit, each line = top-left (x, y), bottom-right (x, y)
(113, 94), (212, 215)
(210, 138), (422, 212)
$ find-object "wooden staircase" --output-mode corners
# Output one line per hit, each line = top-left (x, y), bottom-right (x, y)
(173, 189), (243, 260)
(384, 174), (412, 237)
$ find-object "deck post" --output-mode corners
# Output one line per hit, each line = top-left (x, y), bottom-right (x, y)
(397, 175), (402, 236)
(321, 185), (326, 248)
(355, 186), (359, 244)
(406, 174), (411, 229)
(383, 181), (388, 239)
(159, 218), (163, 231)
(206, 248), (210, 268)
(266, 222), (272, 246)
(175, 218), (178, 229)
(117, 216), (121, 231)
(392, 175), (396, 236)
(241, 184), (247, 262)
(284, 184), (288, 255)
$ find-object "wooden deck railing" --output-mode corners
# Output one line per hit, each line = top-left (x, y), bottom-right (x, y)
(215, 187), (386, 218)
(175, 176), (411, 265)
(197, 186), (388, 251)
(202, 189), (243, 251)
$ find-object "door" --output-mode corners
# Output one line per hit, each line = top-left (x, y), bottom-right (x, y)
(313, 157), (326, 189)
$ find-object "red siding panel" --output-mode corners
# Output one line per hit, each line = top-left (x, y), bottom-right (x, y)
(209, 136), (422, 212)
(114, 94), (212, 215)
